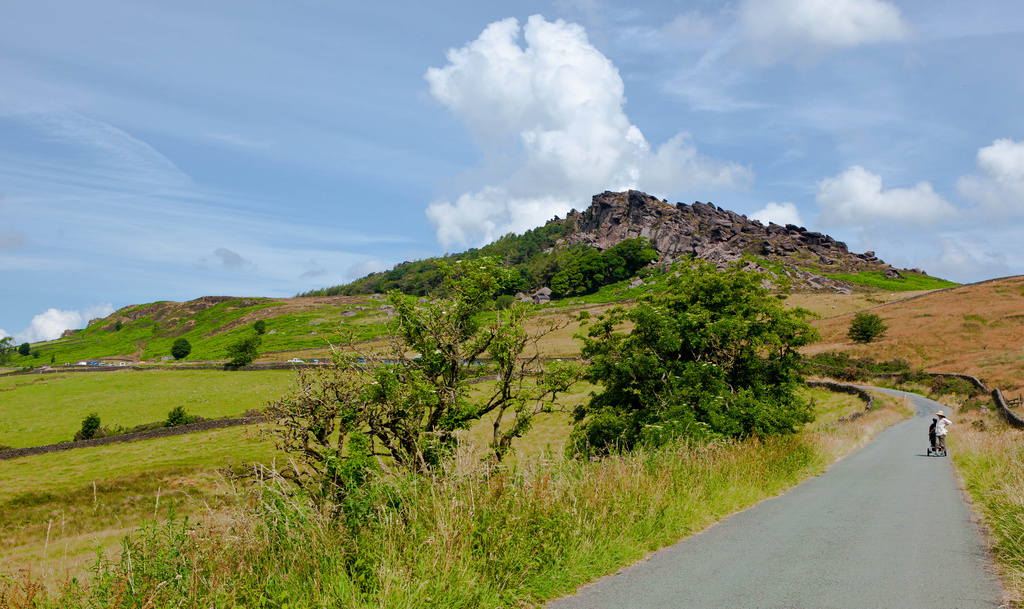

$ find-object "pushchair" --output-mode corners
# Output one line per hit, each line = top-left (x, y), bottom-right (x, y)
(926, 418), (946, 457)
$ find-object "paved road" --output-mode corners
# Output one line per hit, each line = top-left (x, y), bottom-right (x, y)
(548, 389), (1005, 609)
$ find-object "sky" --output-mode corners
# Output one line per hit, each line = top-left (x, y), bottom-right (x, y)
(2, 0), (1023, 343)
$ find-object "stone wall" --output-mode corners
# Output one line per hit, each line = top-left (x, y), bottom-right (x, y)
(991, 389), (1024, 429)
(0, 416), (261, 461)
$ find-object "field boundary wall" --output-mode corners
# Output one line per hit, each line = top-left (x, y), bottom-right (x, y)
(0, 416), (261, 461)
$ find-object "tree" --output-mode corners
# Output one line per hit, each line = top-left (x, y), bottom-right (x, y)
(267, 257), (580, 497)
(0, 337), (14, 365)
(114, 320), (123, 331)
(226, 334), (261, 367)
(166, 405), (201, 427)
(254, 319), (267, 335)
(76, 413), (101, 441)
(171, 338), (192, 360)
(571, 260), (819, 456)
(18, 342), (30, 357)
(848, 312), (888, 344)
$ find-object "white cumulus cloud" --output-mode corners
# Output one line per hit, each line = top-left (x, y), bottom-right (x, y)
(751, 201), (803, 226)
(737, 0), (910, 65)
(956, 138), (1024, 215)
(424, 15), (753, 247)
(12, 304), (115, 343)
(815, 165), (959, 227)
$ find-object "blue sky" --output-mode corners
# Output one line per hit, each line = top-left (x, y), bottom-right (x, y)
(2, 0), (1023, 342)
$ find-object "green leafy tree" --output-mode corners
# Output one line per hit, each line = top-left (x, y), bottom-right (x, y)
(571, 260), (819, 456)
(114, 320), (123, 331)
(171, 338), (192, 360)
(18, 342), (30, 357)
(76, 412), (101, 441)
(267, 257), (581, 496)
(847, 312), (888, 344)
(0, 337), (14, 364)
(32, 350), (40, 359)
(254, 319), (267, 335)
(166, 405), (201, 427)
(226, 334), (261, 367)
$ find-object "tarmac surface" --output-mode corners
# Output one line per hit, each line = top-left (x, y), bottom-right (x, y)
(547, 388), (1006, 609)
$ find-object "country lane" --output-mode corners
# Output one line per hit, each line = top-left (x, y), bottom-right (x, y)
(547, 388), (1006, 609)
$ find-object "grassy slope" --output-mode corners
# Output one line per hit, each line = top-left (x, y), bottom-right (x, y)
(4, 295), (391, 367)
(807, 276), (1024, 389)
(0, 369), (296, 448)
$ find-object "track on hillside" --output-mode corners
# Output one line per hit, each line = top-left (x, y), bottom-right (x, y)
(547, 389), (1005, 609)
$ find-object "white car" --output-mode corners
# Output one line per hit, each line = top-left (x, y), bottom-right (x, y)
(287, 358), (304, 363)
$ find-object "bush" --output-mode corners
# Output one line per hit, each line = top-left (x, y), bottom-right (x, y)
(254, 319), (267, 335)
(18, 342), (30, 357)
(847, 312), (887, 343)
(572, 260), (818, 456)
(75, 412), (101, 441)
(226, 334), (261, 367)
(171, 338), (192, 360)
(166, 405), (202, 427)
(930, 375), (979, 397)
(494, 294), (515, 310)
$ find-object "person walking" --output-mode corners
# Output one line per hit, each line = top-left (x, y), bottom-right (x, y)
(934, 411), (952, 455)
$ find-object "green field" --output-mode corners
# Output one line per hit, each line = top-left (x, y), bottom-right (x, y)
(3, 296), (393, 367)
(821, 270), (959, 292)
(0, 369), (296, 448)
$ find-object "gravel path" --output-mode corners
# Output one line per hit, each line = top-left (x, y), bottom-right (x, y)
(548, 388), (1005, 609)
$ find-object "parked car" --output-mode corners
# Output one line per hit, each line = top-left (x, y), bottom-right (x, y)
(287, 358), (304, 363)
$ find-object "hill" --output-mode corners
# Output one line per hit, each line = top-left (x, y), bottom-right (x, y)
(305, 190), (956, 299)
(807, 275), (1024, 390)
(5, 294), (396, 366)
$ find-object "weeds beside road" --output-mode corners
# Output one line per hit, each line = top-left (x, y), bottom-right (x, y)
(0, 394), (907, 608)
(952, 409), (1024, 606)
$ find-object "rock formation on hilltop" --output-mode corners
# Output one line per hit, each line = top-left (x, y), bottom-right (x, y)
(550, 190), (922, 293)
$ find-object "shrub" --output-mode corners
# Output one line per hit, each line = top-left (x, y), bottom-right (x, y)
(75, 412), (101, 441)
(930, 375), (979, 397)
(166, 405), (202, 427)
(226, 334), (261, 367)
(572, 260), (818, 456)
(494, 294), (515, 310)
(254, 319), (267, 335)
(18, 342), (30, 356)
(171, 338), (192, 360)
(847, 312), (887, 343)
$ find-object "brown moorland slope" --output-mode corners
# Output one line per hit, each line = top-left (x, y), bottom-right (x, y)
(808, 276), (1024, 390)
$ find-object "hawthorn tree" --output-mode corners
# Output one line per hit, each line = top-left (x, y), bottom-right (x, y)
(226, 334), (261, 367)
(266, 257), (580, 499)
(571, 260), (819, 456)
(848, 312), (887, 344)
(18, 342), (30, 357)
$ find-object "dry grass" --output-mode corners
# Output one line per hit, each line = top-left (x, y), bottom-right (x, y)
(807, 276), (1024, 389)
(785, 290), (940, 319)
(950, 408), (1024, 606)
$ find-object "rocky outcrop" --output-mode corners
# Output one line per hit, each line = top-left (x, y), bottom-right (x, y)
(552, 190), (916, 292)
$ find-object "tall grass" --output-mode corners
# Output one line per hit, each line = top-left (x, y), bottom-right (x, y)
(1, 395), (907, 608)
(951, 409), (1024, 605)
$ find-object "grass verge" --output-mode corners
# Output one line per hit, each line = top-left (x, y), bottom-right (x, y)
(950, 408), (1024, 606)
(0, 393), (908, 608)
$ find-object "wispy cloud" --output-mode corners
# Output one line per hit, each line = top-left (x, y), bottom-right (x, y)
(736, 0), (910, 65)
